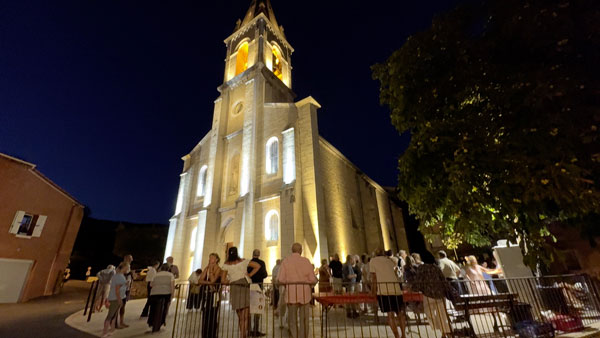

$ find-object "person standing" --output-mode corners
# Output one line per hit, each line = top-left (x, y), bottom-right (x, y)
(411, 261), (455, 337)
(370, 248), (406, 338)
(278, 243), (317, 338)
(343, 255), (358, 318)
(317, 259), (332, 293)
(199, 253), (222, 338)
(221, 247), (261, 338)
(141, 261), (160, 317)
(95, 265), (115, 312)
(248, 249), (268, 337)
(272, 259), (282, 311)
(353, 254), (363, 291)
(437, 251), (461, 281)
(165, 256), (180, 279)
(102, 262), (128, 338)
(398, 250), (408, 280)
(411, 253), (424, 266)
(147, 264), (175, 332)
(437, 250), (463, 294)
(464, 255), (501, 295)
(117, 254), (135, 329)
(187, 268), (203, 311)
(328, 254), (343, 294)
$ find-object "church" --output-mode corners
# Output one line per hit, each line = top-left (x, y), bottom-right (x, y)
(164, 0), (409, 277)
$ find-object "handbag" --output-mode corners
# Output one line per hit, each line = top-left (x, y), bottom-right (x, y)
(190, 283), (201, 294)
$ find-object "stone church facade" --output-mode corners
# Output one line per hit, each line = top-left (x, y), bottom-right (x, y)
(165, 0), (409, 277)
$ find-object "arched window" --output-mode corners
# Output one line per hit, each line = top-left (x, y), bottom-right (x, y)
(266, 137), (279, 174)
(197, 165), (208, 197)
(272, 45), (283, 80)
(190, 226), (198, 252)
(235, 41), (249, 76)
(265, 210), (279, 241)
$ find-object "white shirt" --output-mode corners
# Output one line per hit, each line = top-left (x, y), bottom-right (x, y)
(222, 259), (250, 282)
(151, 271), (174, 295)
(145, 266), (157, 282)
(369, 256), (402, 295)
(188, 271), (201, 284)
(438, 257), (461, 279)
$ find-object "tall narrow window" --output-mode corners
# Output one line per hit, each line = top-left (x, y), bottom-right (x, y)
(197, 165), (208, 197)
(272, 46), (283, 80)
(190, 226), (198, 252)
(266, 137), (279, 174)
(235, 41), (249, 76)
(265, 210), (279, 241)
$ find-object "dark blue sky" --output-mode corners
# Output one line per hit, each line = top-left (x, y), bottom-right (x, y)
(0, 0), (460, 224)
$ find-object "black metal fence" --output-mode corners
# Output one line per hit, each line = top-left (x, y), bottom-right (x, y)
(169, 275), (600, 338)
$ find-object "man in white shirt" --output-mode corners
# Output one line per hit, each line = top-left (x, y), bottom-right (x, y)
(437, 251), (461, 280)
(370, 248), (406, 338)
(141, 261), (160, 317)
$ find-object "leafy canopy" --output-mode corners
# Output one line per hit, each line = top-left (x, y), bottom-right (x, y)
(373, 0), (600, 265)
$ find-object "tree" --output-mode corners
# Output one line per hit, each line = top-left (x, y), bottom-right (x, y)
(372, 0), (600, 266)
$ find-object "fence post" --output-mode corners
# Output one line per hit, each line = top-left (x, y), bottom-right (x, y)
(87, 281), (99, 322)
(83, 280), (96, 317)
(172, 283), (182, 338)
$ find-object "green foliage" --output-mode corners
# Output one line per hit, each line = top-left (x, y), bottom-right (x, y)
(373, 0), (600, 265)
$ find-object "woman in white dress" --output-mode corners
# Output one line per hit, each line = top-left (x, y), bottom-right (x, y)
(221, 247), (261, 338)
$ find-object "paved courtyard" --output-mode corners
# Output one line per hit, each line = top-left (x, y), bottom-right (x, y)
(66, 296), (522, 338)
(0, 280), (94, 338)
(60, 289), (600, 338)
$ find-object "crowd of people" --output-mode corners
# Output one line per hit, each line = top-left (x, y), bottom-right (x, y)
(95, 254), (179, 337)
(92, 246), (502, 338)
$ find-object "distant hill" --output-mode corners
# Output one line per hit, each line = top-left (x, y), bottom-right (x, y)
(69, 217), (168, 279)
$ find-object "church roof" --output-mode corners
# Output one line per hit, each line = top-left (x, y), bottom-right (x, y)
(236, 0), (284, 37)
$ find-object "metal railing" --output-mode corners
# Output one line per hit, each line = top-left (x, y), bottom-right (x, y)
(167, 274), (600, 337)
(83, 279), (99, 322)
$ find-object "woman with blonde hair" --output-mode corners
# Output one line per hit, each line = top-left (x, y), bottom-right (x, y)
(199, 253), (222, 338)
(464, 255), (501, 295)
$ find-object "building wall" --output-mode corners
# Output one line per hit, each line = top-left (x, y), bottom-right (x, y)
(0, 156), (84, 302)
(317, 139), (409, 259)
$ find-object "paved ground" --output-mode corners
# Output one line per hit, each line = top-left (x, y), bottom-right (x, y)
(0, 280), (96, 338)
(66, 298), (174, 337)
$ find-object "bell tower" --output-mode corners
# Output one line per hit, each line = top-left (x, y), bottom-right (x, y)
(223, 0), (293, 88)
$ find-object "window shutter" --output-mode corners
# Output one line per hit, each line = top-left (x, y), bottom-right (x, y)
(9, 211), (25, 234)
(32, 215), (47, 237)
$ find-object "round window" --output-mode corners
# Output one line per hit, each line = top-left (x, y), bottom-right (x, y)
(232, 102), (244, 116)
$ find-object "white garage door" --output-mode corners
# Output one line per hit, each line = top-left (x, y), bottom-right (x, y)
(0, 258), (33, 303)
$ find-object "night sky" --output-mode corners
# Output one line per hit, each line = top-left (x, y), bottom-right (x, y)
(1, 0), (460, 224)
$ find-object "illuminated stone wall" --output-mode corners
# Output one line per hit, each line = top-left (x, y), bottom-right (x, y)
(318, 138), (409, 259)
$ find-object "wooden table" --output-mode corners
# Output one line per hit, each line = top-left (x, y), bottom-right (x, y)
(314, 293), (377, 337)
(453, 293), (517, 336)
(314, 291), (424, 337)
